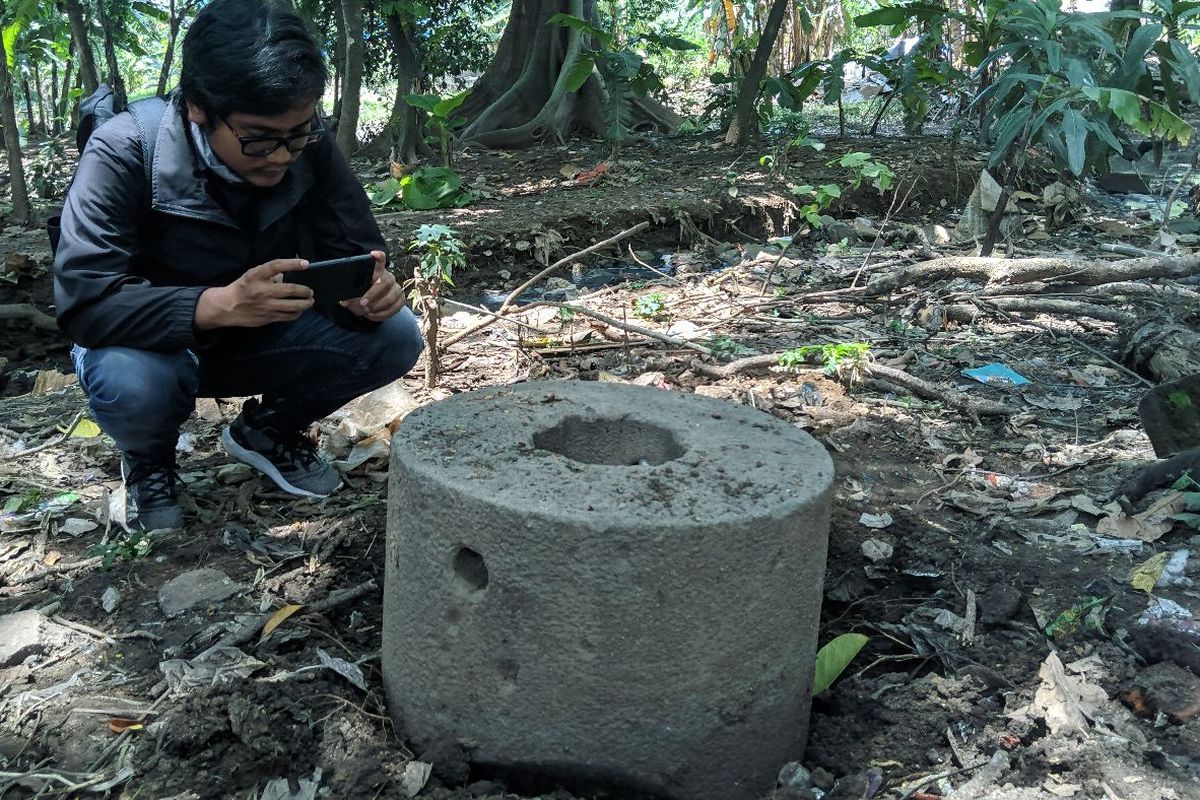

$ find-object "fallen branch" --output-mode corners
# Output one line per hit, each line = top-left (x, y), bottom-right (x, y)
(2, 555), (103, 588)
(213, 578), (378, 650)
(541, 302), (713, 356)
(442, 221), (650, 349)
(943, 298), (1135, 326)
(0, 304), (57, 330)
(10, 410), (88, 459)
(499, 222), (650, 316)
(863, 253), (1200, 295)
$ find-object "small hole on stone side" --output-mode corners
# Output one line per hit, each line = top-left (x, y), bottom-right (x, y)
(532, 415), (685, 466)
(453, 547), (489, 592)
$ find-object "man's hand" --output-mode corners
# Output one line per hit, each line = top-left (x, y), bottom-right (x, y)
(340, 250), (405, 322)
(195, 258), (314, 330)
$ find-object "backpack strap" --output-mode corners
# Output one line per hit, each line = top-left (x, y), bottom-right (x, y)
(127, 96), (170, 200)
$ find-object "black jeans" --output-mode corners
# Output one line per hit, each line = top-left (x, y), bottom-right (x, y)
(72, 307), (423, 462)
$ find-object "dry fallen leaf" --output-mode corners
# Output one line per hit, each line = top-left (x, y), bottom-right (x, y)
(43, 550), (61, 566)
(260, 604), (303, 642)
(1027, 651), (1107, 735)
(1097, 492), (1186, 542)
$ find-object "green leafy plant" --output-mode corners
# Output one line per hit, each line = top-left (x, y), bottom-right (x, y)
(88, 530), (154, 570)
(813, 633), (869, 695)
(1170, 472), (1200, 528)
(408, 224), (468, 388)
(790, 183), (841, 227)
(709, 335), (755, 360)
(778, 342), (871, 378)
(367, 166), (474, 211)
(404, 89), (470, 168)
(632, 292), (669, 320)
(836, 152), (895, 192)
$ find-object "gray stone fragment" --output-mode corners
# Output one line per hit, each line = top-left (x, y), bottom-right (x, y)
(216, 463), (255, 485)
(0, 610), (58, 666)
(158, 569), (244, 618)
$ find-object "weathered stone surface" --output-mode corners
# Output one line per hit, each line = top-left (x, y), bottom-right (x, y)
(0, 610), (63, 666)
(158, 569), (244, 618)
(384, 380), (834, 800)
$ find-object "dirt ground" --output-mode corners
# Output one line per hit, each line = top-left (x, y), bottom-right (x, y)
(1, 131), (1199, 800)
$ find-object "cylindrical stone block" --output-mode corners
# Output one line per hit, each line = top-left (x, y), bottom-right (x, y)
(384, 380), (833, 800)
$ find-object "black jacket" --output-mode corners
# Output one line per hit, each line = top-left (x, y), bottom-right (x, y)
(53, 100), (386, 351)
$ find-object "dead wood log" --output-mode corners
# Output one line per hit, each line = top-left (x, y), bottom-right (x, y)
(1123, 321), (1200, 384)
(0, 304), (57, 330)
(943, 298), (1136, 325)
(864, 254), (1200, 295)
(693, 356), (1012, 417)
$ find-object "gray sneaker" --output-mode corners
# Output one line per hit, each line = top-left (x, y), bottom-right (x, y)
(121, 456), (184, 531)
(221, 400), (342, 498)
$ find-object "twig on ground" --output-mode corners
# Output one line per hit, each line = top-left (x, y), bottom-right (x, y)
(1099, 242), (1156, 258)
(895, 760), (992, 800)
(440, 299), (555, 335)
(214, 578), (378, 650)
(626, 244), (679, 284)
(2, 556), (104, 588)
(498, 221), (650, 315)
(541, 302), (713, 356)
(851, 155), (921, 288)
(442, 222), (650, 349)
(968, 299), (1153, 388)
(10, 411), (88, 459)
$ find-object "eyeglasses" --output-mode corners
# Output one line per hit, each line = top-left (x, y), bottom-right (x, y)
(219, 114), (325, 157)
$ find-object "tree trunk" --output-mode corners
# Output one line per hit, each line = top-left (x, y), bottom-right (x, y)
(50, 60), (60, 135)
(331, 6), (345, 123)
(156, 0), (182, 97)
(95, 0), (127, 109)
(459, 0), (678, 149)
(336, 0), (365, 157)
(724, 0), (791, 146)
(32, 62), (48, 136)
(21, 76), (37, 136)
(0, 34), (31, 225)
(359, 12), (427, 163)
(58, 59), (74, 128)
(64, 0), (100, 97)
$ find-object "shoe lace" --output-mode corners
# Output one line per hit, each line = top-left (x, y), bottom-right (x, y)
(128, 463), (178, 506)
(265, 429), (321, 471)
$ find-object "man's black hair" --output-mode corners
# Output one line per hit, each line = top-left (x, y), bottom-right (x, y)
(179, 0), (328, 122)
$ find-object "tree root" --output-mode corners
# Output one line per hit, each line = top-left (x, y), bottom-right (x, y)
(862, 254), (1200, 295)
(0, 304), (57, 330)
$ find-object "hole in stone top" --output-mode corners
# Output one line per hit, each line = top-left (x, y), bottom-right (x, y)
(453, 547), (489, 592)
(533, 416), (685, 466)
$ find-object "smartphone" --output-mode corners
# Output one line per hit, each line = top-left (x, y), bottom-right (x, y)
(285, 253), (375, 305)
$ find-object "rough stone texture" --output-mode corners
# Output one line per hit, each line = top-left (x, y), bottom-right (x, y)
(383, 380), (834, 800)
(0, 610), (57, 666)
(158, 569), (244, 618)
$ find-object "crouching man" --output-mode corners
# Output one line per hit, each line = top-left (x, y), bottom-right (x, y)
(53, 0), (423, 530)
